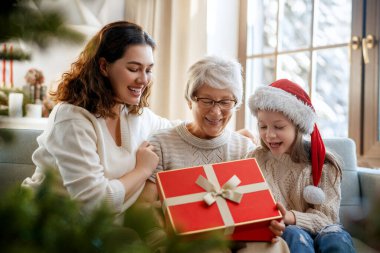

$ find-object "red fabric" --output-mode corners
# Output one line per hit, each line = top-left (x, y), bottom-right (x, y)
(270, 79), (315, 111)
(311, 124), (326, 186)
(156, 158), (282, 241)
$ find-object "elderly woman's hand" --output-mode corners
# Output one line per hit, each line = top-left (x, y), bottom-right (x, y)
(236, 128), (259, 145)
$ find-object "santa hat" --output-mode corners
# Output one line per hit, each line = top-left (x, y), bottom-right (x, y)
(248, 79), (326, 205)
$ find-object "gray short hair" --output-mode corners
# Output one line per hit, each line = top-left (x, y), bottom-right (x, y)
(185, 56), (243, 107)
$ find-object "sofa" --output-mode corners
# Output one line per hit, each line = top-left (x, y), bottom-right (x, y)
(0, 128), (379, 252)
(0, 128), (43, 193)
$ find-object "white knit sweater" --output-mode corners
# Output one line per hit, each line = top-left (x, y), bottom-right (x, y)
(22, 103), (173, 215)
(249, 150), (341, 234)
(149, 122), (255, 179)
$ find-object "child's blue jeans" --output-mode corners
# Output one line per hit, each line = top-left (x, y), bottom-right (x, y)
(282, 224), (355, 253)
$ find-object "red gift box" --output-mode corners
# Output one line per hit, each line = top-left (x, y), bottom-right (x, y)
(156, 158), (282, 241)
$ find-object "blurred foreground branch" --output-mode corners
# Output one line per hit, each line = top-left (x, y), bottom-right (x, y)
(0, 0), (85, 61)
(0, 170), (228, 252)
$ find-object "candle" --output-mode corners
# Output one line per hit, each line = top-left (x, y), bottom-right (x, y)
(8, 92), (24, 117)
(2, 44), (6, 87)
(10, 45), (13, 88)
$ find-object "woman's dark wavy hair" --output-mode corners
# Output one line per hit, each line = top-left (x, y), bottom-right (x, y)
(51, 21), (156, 117)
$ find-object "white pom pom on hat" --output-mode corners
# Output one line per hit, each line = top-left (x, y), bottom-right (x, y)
(248, 79), (326, 205)
(303, 185), (326, 205)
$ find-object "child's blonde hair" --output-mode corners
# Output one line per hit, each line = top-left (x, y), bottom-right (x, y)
(253, 127), (342, 183)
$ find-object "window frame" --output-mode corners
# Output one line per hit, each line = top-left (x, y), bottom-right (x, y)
(349, 0), (380, 167)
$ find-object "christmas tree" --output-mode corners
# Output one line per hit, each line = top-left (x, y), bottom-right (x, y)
(0, 0), (85, 61)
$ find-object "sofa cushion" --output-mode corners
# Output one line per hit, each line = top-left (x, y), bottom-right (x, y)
(324, 138), (361, 229)
(0, 129), (42, 193)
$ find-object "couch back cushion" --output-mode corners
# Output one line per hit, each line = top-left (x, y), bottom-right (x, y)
(0, 128), (42, 194)
(324, 138), (361, 229)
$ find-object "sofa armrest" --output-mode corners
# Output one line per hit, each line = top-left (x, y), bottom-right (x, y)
(357, 167), (380, 202)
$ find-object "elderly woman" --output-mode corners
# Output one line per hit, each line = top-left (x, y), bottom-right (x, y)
(149, 56), (253, 171)
(138, 56), (289, 253)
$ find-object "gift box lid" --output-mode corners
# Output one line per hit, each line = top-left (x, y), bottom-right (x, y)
(156, 158), (282, 238)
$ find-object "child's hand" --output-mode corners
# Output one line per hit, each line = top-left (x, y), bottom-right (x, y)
(269, 202), (297, 243)
(277, 202), (296, 225)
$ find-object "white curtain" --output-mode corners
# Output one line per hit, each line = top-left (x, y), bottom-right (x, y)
(125, 0), (207, 121)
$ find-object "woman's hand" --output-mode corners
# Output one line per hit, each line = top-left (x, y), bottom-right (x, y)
(135, 141), (159, 178)
(119, 142), (159, 202)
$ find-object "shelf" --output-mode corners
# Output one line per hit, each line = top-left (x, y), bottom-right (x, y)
(0, 116), (48, 130)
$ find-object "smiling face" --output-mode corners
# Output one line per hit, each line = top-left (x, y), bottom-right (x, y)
(187, 85), (235, 139)
(100, 44), (154, 107)
(257, 110), (297, 155)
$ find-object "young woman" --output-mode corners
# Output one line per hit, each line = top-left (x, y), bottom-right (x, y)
(247, 79), (355, 253)
(22, 21), (174, 221)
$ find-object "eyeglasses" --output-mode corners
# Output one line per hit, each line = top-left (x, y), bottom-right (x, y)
(193, 96), (237, 110)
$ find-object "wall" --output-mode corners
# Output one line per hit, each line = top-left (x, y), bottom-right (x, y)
(207, 0), (239, 58)
(207, 0), (240, 129)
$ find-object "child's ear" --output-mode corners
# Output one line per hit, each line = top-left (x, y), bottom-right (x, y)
(188, 100), (192, 110)
(99, 57), (108, 77)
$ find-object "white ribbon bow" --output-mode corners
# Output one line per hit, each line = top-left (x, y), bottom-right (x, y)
(196, 174), (243, 205)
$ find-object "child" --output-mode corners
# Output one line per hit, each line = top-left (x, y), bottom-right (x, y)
(247, 79), (355, 253)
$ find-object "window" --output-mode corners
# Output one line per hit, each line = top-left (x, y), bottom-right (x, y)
(238, 0), (380, 167)
(238, 0), (351, 137)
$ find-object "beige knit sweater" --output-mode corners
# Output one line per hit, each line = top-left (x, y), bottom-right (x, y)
(249, 150), (341, 234)
(149, 122), (255, 180)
